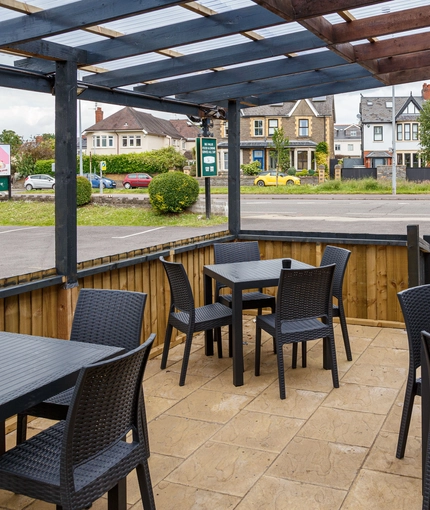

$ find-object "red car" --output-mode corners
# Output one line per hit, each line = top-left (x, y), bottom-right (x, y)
(122, 173), (152, 189)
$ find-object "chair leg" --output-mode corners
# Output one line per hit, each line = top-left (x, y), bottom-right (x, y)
(301, 342), (307, 368)
(338, 304), (352, 361)
(179, 331), (194, 386)
(214, 328), (223, 358)
(16, 413), (27, 445)
(277, 343), (287, 399)
(136, 461), (156, 510)
(396, 380), (418, 459)
(292, 343), (298, 369)
(423, 430), (430, 510)
(108, 478), (127, 510)
(255, 325), (262, 376)
(327, 335), (339, 389)
(160, 323), (173, 370)
(228, 324), (233, 358)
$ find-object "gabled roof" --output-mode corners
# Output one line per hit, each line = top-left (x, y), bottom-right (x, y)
(241, 97), (334, 118)
(84, 107), (183, 139)
(360, 95), (424, 123)
(169, 119), (200, 141)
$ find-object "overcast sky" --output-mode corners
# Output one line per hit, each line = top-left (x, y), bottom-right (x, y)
(0, 79), (427, 141)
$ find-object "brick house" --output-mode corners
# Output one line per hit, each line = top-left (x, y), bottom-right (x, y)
(213, 97), (335, 172)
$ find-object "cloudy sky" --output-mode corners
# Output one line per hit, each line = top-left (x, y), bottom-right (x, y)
(0, 79), (427, 141)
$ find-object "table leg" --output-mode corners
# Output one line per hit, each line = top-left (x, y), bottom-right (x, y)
(203, 273), (214, 356)
(232, 287), (244, 386)
(423, 343), (429, 494)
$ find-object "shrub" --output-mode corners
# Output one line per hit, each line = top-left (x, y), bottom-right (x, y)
(148, 171), (199, 213)
(296, 169), (308, 177)
(308, 169), (315, 176)
(240, 161), (261, 176)
(287, 167), (297, 175)
(76, 176), (92, 206)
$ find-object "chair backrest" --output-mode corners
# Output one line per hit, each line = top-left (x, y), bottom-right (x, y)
(276, 265), (336, 324)
(70, 289), (147, 352)
(213, 241), (261, 292)
(160, 256), (194, 314)
(62, 333), (155, 499)
(398, 284), (430, 371)
(320, 245), (351, 300)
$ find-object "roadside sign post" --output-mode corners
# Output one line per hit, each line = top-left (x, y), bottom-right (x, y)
(196, 122), (217, 219)
(100, 161), (106, 194)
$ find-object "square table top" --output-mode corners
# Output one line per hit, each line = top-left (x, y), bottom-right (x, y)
(0, 332), (124, 421)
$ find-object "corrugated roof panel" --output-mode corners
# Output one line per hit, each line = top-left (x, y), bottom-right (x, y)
(350, 0), (429, 18)
(199, 0), (255, 12)
(173, 34), (250, 55)
(254, 22), (305, 38)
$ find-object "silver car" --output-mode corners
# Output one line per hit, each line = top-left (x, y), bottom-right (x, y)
(24, 174), (56, 191)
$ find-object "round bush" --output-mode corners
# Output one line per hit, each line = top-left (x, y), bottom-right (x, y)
(148, 171), (199, 214)
(76, 176), (92, 206)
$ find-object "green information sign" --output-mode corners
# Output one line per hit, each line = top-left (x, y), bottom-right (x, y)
(0, 176), (8, 192)
(196, 137), (217, 178)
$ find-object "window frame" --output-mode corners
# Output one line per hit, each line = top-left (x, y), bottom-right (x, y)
(253, 119), (264, 137)
(268, 118), (279, 136)
(298, 119), (309, 137)
(373, 126), (383, 142)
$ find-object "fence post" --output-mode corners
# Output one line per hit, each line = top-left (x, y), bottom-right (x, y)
(407, 224), (421, 288)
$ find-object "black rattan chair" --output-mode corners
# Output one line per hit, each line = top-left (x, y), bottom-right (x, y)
(293, 245), (352, 368)
(421, 330), (430, 510)
(0, 334), (156, 510)
(396, 285), (430, 459)
(17, 288), (147, 444)
(213, 241), (276, 357)
(160, 256), (232, 386)
(255, 265), (339, 399)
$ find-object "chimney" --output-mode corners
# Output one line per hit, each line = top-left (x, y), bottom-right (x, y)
(95, 106), (103, 123)
(35, 135), (43, 144)
(422, 83), (430, 101)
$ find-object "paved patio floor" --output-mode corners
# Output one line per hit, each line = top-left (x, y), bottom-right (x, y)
(0, 318), (423, 509)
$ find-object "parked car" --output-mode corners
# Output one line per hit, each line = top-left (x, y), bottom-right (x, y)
(254, 171), (301, 187)
(24, 174), (55, 191)
(83, 173), (116, 189)
(122, 173), (152, 189)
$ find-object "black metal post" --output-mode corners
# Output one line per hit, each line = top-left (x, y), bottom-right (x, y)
(202, 118), (211, 219)
(407, 224), (421, 288)
(55, 60), (78, 286)
(228, 100), (240, 237)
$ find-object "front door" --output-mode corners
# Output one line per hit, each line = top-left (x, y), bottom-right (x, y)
(253, 150), (265, 171)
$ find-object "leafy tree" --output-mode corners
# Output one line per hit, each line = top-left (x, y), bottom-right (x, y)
(15, 134), (55, 178)
(315, 141), (329, 172)
(0, 129), (22, 157)
(419, 100), (430, 166)
(271, 127), (290, 186)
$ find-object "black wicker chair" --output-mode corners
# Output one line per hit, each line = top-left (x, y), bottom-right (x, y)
(421, 330), (430, 510)
(160, 256), (232, 386)
(255, 265), (339, 399)
(396, 285), (430, 459)
(213, 241), (276, 357)
(293, 245), (352, 368)
(0, 334), (156, 510)
(16, 288), (147, 444)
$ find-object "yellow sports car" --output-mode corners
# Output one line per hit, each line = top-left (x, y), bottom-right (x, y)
(254, 171), (301, 187)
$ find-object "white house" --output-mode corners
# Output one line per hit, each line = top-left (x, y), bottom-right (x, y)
(360, 84), (429, 168)
(334, 123), (361, 159)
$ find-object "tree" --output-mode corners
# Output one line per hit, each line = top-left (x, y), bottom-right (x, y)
(315, 141), (329, 172)
(15, 134), (55, 178)
(0, 129), (22, 157)
(271, 127), (290, 186)
(419, 100), (430, 166)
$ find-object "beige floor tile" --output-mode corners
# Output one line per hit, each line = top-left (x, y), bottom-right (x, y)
(337, 334), (373, 355)
(143, 370), (208, 400)
(166, 441), (277, 497)
(364, 430), (421, 478)
(165, 388), (252, 423)
(321, 382), (399, 415)
(0, 491), (34, 510)
(372, 328), (409, 350)
(153, 481), (240, 509)
(341, 469), (422, 509)
(282, 364), (340, 393)
(341, 362), (407, 389)
(148, 414), (221, 457)
(212, 409), (305, 452)
(147, 453), (184, 487)
(235, 476), (346, 510)
(382, 397), (421, 438)
(165, 351), (232, 380)
(298, 407), (385, 447)
(356, 346), (409, 368)
(344, 325), (382, 339)
(246, 385), (328, 419)
(145, 394), (177, 421)
(268, 436), (367, 490)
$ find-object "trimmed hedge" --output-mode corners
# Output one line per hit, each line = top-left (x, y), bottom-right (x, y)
(148, 172), (199, 213)
(76, 176), (92, 206)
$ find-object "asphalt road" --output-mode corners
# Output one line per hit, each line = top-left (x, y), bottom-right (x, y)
(1, 194), (430, 279)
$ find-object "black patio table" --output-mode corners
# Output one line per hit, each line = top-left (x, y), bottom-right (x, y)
(0, 331), (125, 454)
(203, 257), (313, 386)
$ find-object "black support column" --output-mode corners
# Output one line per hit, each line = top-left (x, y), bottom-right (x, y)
(55, 60), (78, 286)
(228, 100), (240, 237)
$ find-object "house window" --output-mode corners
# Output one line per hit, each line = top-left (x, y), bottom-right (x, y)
(335, 144), (341, 151)
(405, 153), (411, 166)
(129, 136), (135, 147)
(223, 152), (228, 171)
(253, 120), (264, 136)
(397, 153), (403, 165)
(348, 144), (354, 151)
(412, 123), (418, 140)
(406, 103), (419, 114)
(299, 119), (309, 137)
(268, 119), (278, 136)
(93, 135), (100, 148)
(413, 153), (419, 167)
(223, 121), (229, 137)
(373, 126), (383, 141)
(350, 130), (357, 136)
(122, 136), (128, 147)
(397, 124), (402, 141)
(404, 124), (411, 141)
(136, 136), (142, 147)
